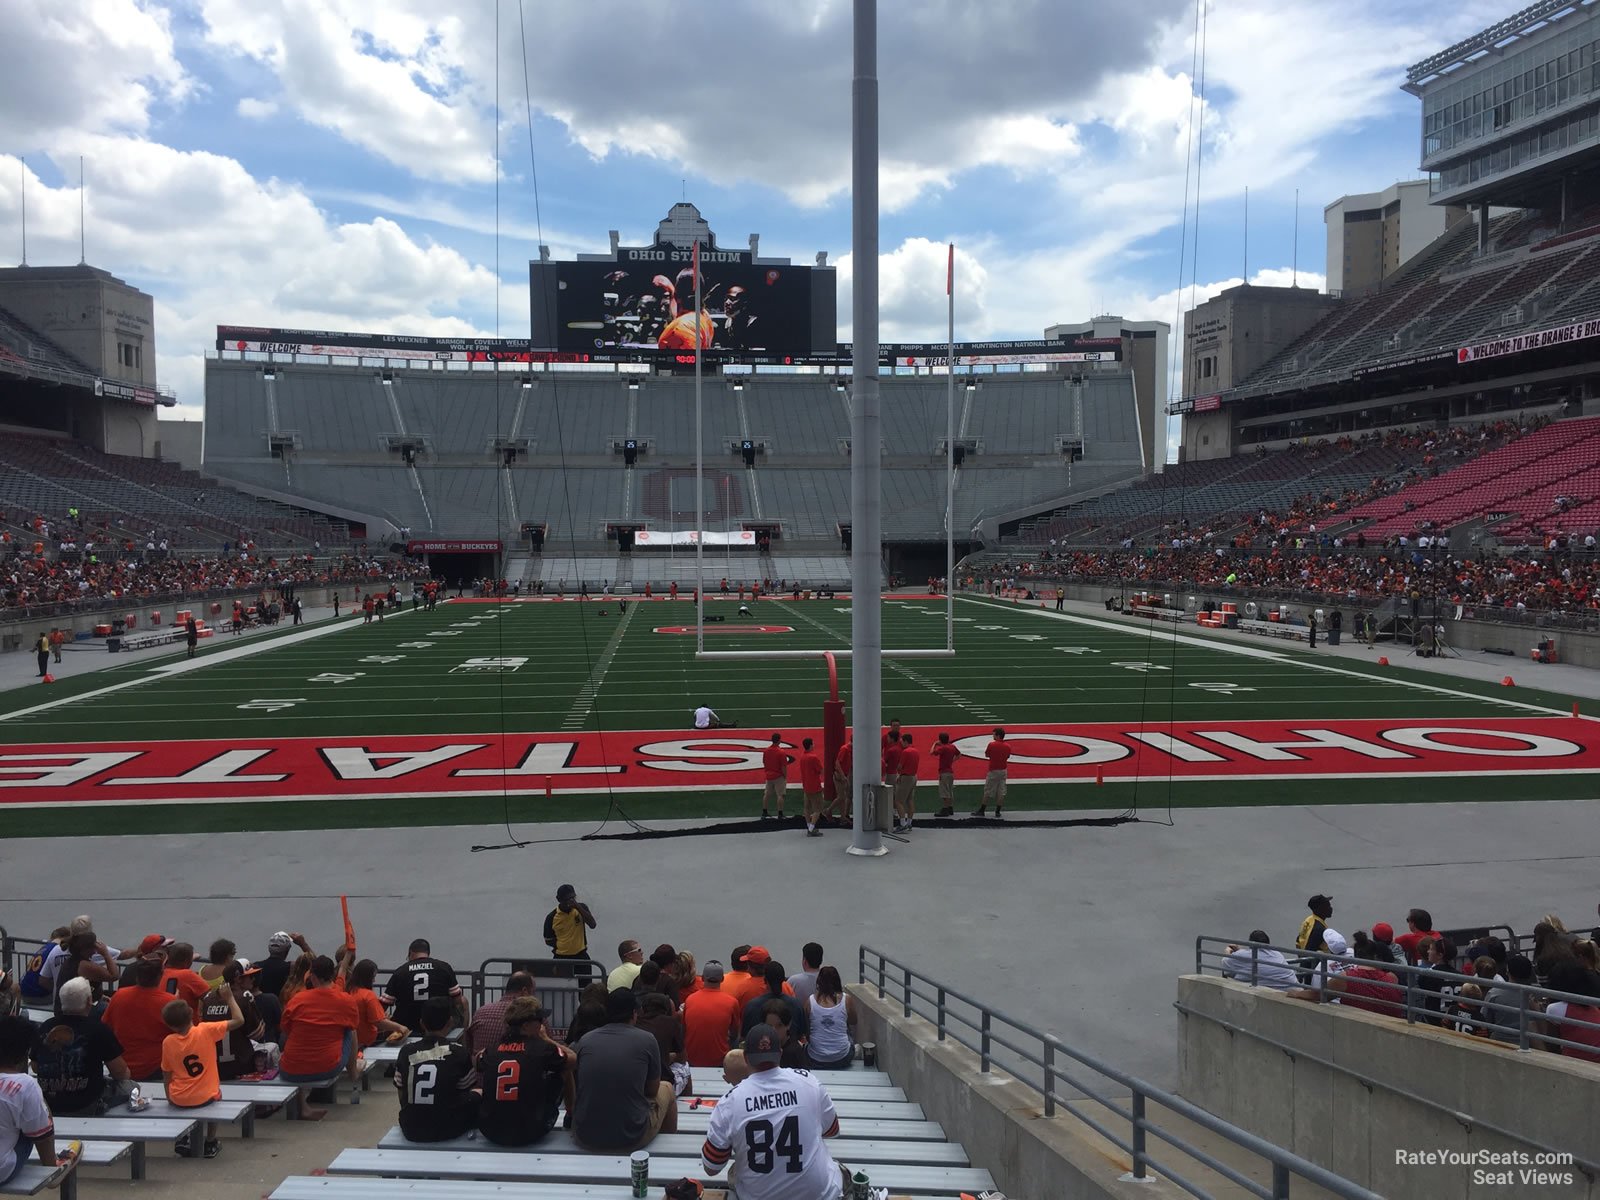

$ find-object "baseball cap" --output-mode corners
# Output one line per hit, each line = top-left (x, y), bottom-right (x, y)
(136, 934), (174, 956)
(268, 931), (293, 953)
(743, 1025), (782, 1066)
(1371, 921), (1395, 941)
(556, 883), (577, 900)
(745, 946), (771, 967)
(235, 957), (261, 975)
(1324, 930), (1350, 956)
(1307, 894), (1333, 908)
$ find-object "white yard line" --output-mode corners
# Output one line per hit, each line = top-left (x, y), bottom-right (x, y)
(0, 612), (418, 725)
(956, 595), (1571, 718)
(560, 605), (637, 730)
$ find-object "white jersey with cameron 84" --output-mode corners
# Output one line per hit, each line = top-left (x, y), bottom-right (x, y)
(701, 1066), (842, 1200)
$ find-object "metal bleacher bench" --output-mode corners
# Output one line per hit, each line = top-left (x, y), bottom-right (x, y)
(0, 1160), (79, 1200)
(274, 1182), (953, 1200)
(107, 628), (185, 652)
(375, 1127), (971, 1167)
(1130, 604), (1188, 623)
(53, 1117), (187, 1180)
(1238, 617), (1310, 641)
(322, 1147), (996, 1197)
(106, 1095), (257, 1137)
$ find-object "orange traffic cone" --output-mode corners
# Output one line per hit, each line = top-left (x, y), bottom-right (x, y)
(1501, 675), (1516, 688)
(41, 673), (54, 684)
(1377, 656), (1389, 666)
(1573, 702), (1581, 718)
(1095, 768), (1103, 787)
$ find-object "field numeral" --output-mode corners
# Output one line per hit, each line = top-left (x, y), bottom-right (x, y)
(1111, 661), (1171, 673)
(398, 641), (435, 649)
(309, 672), (367, 684)
(428, 630), (463, 637)
(1189, 682), (1256, 695)
(1054, 646), (1100, 655)
(975, 625), (1008, 631)
(1009, 634), (1046, 642)
(238, 698), (305, 712)
(358, 655), (404, 664)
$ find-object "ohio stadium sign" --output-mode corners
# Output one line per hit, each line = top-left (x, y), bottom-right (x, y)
(1457, 316), (1600, 363)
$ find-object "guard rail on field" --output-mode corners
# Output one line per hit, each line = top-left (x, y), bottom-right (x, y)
(1194, 935), (1600, 1057)
(859, 944), (1381, 1200)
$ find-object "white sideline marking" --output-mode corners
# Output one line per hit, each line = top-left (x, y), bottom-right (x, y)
(0, 612), (417, 725)
(957, 596), (1570, 718)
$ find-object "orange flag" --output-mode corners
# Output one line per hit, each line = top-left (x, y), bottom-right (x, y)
(341, 895), (356, 956)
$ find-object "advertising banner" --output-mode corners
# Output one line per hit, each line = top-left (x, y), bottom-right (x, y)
(633, 529), (757, 547)
(1457, 316), (1600, 364)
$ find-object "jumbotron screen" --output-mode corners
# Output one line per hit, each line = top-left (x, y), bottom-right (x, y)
(553, 257), (814, 356)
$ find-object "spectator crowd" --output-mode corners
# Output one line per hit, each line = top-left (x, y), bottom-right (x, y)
(0, 886), (868, 1195)
(1219, 896), (1600, 1058)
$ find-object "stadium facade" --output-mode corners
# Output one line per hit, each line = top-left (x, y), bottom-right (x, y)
(201, 204), (1166, 582)
(1177, 0), (1600, 464)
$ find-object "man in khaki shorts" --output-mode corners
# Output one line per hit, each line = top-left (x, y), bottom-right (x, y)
(830, 737), (853, 824)
(972, 727), (1013, 818)
(892, 732), (920, 833)
(760, 733), (794, 821)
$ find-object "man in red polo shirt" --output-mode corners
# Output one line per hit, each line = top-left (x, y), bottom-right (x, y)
(798, 738), (826, 837)
(972, 728), (1012, 818)
(880, 732), (903, 822)
(932, 732), (961, 818)
(830, 737), (853, 824)
(760, 734), (793, 822)
(893, 733), (921, 833)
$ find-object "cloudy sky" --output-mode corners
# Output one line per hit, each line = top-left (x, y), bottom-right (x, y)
(1, 0), (1513, 450)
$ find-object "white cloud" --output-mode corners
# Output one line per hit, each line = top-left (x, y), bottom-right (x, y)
(0, 142), (504, 410)
(198, 0), (495, 183)
(0, 0), (188, 144)
(236, 97), (278, 120)
(836, 239), (991, 342)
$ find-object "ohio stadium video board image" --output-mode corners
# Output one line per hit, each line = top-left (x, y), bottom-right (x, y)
(554, 257), (814, 356)
(0, 595), (1594, 838)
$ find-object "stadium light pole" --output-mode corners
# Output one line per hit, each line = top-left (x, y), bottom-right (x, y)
(849, 0), (886, 857)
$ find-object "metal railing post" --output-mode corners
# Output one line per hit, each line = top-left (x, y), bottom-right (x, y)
(936, 987), (946, 1042)
(903, 965), (912, 1018)
(1272, 1162), (1291, 1200)
(1043, 1041), (1056, 1117)
(980, 1010), (992, 1072)
(1129, 1090), (1148, 1180)
(1516, 991), (1530, 1051)
(858, 945), (865, 987)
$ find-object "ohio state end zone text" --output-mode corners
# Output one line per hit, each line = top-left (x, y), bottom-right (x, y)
(0, 717), (1596, 808)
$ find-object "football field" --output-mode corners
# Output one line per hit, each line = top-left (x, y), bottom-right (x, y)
(1, 593), (1596, 836)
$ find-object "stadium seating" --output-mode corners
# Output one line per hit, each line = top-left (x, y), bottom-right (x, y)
(1231, 213), (1600, 394)
(204, 360), (1147, 546)
(0, 301), (96, 379)
(1342, 417), (1600, 539)
(0, 435), (358, 551)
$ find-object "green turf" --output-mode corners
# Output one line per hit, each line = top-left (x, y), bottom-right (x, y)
(0, 594), (1589, 837)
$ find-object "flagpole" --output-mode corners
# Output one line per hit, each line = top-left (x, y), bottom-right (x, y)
(694, 239), (705, 654)
(945, 242), (955, 653)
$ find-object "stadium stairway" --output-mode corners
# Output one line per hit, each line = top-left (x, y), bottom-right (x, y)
(268, 1065), (996, 1200)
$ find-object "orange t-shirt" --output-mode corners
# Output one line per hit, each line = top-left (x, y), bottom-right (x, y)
(334, 980), (389, 1047)
(160, 968), (211, 1019)
(161, 1021), (230, 1107)
(105, 986), (174, 1079)
(732, 974), (794, 1011)
(281, 987), (358, 1075)
(682, 986), (743, 1067)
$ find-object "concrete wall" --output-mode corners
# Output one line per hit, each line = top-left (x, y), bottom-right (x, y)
(0, 579), (417, 653)
(1177, 975), (1599, 1200)
(848, 985), (1194, 1200)
(156, 419), (204, 471)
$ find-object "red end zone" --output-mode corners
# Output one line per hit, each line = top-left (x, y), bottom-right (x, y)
(0, 718), (1595, 808)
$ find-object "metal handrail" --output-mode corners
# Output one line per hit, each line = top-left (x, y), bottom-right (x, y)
(1194, 935), (1600, 1058)
(858, 944), (1382, 1200)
